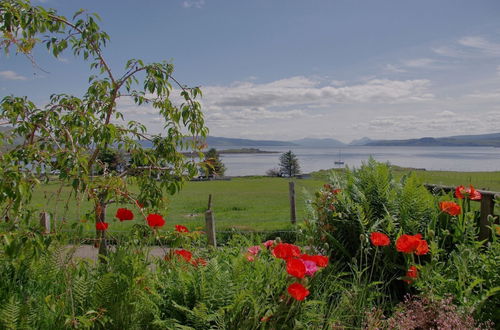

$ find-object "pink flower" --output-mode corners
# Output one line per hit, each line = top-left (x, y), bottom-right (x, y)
(263, 240), (275, 249)
(245, 253), (255, 262)
(247, 245), (261, 255)
(303, 260), (318, 276)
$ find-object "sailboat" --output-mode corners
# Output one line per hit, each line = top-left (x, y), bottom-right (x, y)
(334, 149), (344, 165)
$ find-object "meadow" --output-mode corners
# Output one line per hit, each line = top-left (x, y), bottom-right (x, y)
(31, 167), (500, 233)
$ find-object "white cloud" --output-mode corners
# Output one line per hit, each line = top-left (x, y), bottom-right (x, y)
(384, 64), (406, 73)
(0, 70), (27, 81)
(458, 36), (500, 56)
(203, 76), (433, 111)
(433, 36), (500, 58)
(361, 111), (497, 135)
(182, 0), (205, 8)
(114, 76), (435, 137)
(401, 58), (436, 68)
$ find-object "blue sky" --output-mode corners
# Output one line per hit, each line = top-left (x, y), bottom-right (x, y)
(2, 0), (500, 142)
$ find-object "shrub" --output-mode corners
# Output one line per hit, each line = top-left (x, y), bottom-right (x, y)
(364, 295), (494, 330)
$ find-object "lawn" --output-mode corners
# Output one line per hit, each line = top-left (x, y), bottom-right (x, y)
(31, 177), (325, 232)
(31, 168), (500, 233)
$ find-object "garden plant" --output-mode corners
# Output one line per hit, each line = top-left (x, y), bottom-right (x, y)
(0, 1), (499, 329)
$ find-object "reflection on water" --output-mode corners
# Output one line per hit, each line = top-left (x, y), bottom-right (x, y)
(212, 146), (500, 176)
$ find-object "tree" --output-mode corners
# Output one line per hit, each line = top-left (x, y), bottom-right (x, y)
(0, 1), (207, 254)
(95, 149), (126, 174)
(266, 167), (282, 177)
(279, 150), (300, 177)
(201, 148), (226, 177)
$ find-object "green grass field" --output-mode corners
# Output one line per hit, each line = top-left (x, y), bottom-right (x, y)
(31, 177), (324, 232)
(31, 168), (500, 233)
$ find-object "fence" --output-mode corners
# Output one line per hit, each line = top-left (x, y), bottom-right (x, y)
(424, 184), (499, 241)
(37, 182), (499, 248)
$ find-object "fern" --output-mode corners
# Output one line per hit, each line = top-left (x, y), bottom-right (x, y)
(0, 296), (20, 329)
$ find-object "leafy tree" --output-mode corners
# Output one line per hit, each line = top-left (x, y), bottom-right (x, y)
(201, 148), (226, 177)
(266, 167), (282, 177)
(0, 1), (207, 254)
(279, 150), (300, 177)
(95, 148), (126, 175)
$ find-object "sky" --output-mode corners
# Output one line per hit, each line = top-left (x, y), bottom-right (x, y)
(1, 0), (500, 143)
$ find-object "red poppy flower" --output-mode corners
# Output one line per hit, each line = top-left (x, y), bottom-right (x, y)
(260, 315), (271, 322)
(404, 265), (418, 284)
(175, 249), (192, 262)
(146, 213), (165, 228)
(175, 224), (189, 233)
(416, 239), (429, 255)
(439, 201), (461, 216)
(191, 257), (207, 267)
(96, 222), (109, 231)
(287, 282), (310, 301)
(300, 254), (329, 267)
(135, 200), (145, 208)
(286, 258), (306, 278)
(272, 243), (301, 259)
(455, 185), (481, 200)
(115, 208), (134, 221)
(370, 232), (390, 246)
(396, 234), (422, 253)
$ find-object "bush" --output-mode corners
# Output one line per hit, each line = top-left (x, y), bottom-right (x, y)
(364, 295), (493, 330)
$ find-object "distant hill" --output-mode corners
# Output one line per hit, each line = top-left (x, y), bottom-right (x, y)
(0, 126), (24, 150)
(365, 132), (500, 147)
(291, 138), (345, 147)
(349, 137), (375, 145)
(205, 136), (296, 147)
(137, 136), (297, 148)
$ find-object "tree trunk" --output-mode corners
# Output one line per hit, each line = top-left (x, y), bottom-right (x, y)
(95, 198), (108, 259)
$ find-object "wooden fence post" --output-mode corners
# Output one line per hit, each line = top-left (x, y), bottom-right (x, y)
(39, 212), (51, 234)
(479, 193), (495, 241)
(289, 181), (296, 225)
(206, 194), (216, 247)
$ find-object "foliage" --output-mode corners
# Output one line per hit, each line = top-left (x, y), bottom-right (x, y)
(266, 167), (282, 177)
(200, 148), (226, 177)
(305, 158), (435, 264)
(0, 0), (207, 243)
(95, 148), (127, 175)
(279, 150), (301, 177)
(364, 295), (493, 329)
(305, 159), (500, 325)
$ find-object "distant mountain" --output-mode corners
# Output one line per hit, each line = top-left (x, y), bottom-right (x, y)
(206, 136), (297, 147)
(349, 137), (375, 146)
(0, 126), (24, 150)
(365, 132), (500, 147)
(292, 138), (345, 147)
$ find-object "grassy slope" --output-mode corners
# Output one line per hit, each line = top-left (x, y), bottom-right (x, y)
(31, 169), (500, 232)
(31, 177), (324, 232)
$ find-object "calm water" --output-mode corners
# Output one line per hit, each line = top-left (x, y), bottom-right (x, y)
(213, 146), (500, 176)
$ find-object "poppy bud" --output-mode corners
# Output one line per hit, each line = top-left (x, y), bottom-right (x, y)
(427, 230), (435, 239)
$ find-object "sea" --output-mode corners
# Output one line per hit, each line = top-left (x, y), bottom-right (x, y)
(210, 146), (500, 176)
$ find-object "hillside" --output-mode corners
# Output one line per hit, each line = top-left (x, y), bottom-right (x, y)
(365, 132), (500, 147)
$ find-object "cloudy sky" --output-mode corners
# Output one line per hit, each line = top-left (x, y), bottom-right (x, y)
(2, 0), (500, 143)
